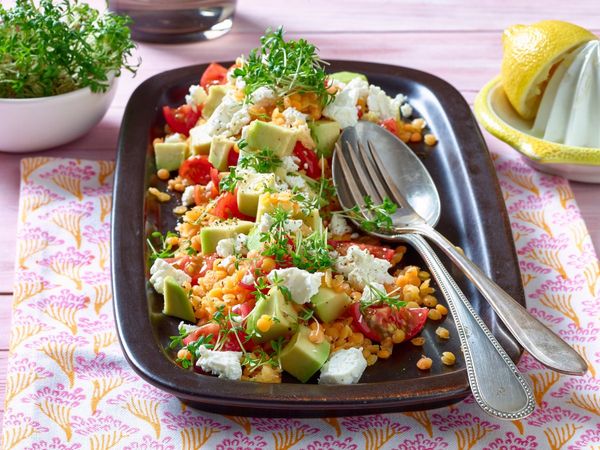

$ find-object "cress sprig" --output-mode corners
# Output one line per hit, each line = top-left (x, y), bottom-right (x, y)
(233, 27), (334, 106)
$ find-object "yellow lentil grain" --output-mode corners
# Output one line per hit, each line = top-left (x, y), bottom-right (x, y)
(412, 118), (426, 129)
(441, 351), (456, 366)
(423, 295), (438, 308)
(392, 329), (406, 344)
(309, 327), (325, 344)
(403, 284), (420, 302)
(148, 187), (171, 202)
(411, 337), (426, 346)
(436, 304), (449, 315)
(366, 354), (378, 366)
(257, 315), (273, 333)
(261, 257), (276, 273)
(436, 326), (450, 339)
(174, 182), (184, 192)
(165, 236), (179, 246)
(173, 205), (188, 215)
(417, 356), (433, 370)
(378, 349), (391, 359)
(428, 309), (442, 321)
(424, 134), (438, 146)
(406, 301), (420, 309)
(177, 348), (192, 361)
(350, 332), (364, 344)
(418, 270), (430, 280)
(410, 132), (422, 143)
(157, 168), (170, 180)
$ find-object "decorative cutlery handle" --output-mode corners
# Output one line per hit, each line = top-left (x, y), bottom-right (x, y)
(410, 223), (588, 376)
(403, 234), (535, 419)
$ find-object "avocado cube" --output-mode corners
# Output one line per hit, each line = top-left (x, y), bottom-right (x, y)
(154, 142), (188, 172)
(280, 325), (330, 383)
(329, 71), (368, 84)
(190, 125), (212, 155)
(202, 85), (228, 119)
(308, 120), (341, 158)
(199, 219), (254, 255)
(245, 121), (297, 157)
(208, 136), (235, 171)
(245, 226), (261, 252)
(246, 287), (299, 343)
(162, 276), (195, 322)
(310, 286), (350, 323)
(237, 173), (276, 217)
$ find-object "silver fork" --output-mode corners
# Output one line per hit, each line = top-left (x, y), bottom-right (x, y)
(334, 140), (535, 419)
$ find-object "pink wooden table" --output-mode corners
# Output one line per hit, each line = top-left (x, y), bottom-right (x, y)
(1, 0), (599, 427)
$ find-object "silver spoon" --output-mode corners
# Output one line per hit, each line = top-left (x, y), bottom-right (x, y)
(335, 121), (587, 377)
(333, 127), (535, 419)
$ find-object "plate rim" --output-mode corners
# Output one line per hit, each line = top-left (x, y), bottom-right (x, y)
(111, 60), (525, 417)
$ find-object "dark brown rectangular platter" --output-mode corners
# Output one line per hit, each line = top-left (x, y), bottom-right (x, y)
(111, 60), (525, 417)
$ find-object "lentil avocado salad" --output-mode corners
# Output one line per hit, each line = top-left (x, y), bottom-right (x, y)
(148, 28), (447, 384)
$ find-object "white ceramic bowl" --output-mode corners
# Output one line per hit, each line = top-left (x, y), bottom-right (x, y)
(0, 77), (118, 153)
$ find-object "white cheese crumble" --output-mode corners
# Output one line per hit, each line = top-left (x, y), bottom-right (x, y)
(294, 123), (316, 149)
(400, 103), (413, 118)
(235, 76), (246, 90)
(165, 133), (186, 144)
(322, 78), (369, 128)
(318, 347), (368, 385)
(197, 346), (243, 380)
(149, 258), (191, 294)
(282, 155), (300, 172)
(216, 238), (236, 257)
(203, 93), (250, 137)
(218, 255), (235, 268)
(182, 185), (196, 207)
(178, 322), (200, 334)
(251, 86), (276, 106)
(185, 84), (207, 108)
(283, 107), (308, 127)
(329, 214), (352, 236)
(285, 173), (307, 189)
(334, 245), (394, 289)
(267, 267), (323, 304)
(241, 271), (255, 286)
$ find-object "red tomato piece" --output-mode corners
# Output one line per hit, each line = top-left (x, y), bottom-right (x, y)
(193, 184), (204, 205)
(349, 302), (381, 341)
(227, 147), (240, 167)
(231, 300), (256, 319)
(172, 255), (202, 284)
(293, 141), (321, 179)
(183, 323), (219, 346)
(380, 118), (399, 136)
(162, 105), (200, 136)
(179, 156), (214, 184)
(209, 167), (220, 198)
(200, 63), (228, 88)
(330, 241), (395, 261)
(211, 191), (253, 220)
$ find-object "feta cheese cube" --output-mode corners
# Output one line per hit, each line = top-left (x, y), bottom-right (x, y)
(360, 282), (386, 304)
(165, 133), (186, 144)
(241, 271), (255, 286)
(185, 84), (207, 107)
(285, 173), (307, 189)
(282, 107), (308, 127)
(149, 258), (191, 294)
(400, 103), (413, 118)
(319, 347), (368, 385)
(197, 346), (243, 380)
(282, 156), (300, 172)
(204, 94), (248, 137)
(334, 245), (394, 289)
(182, 185), (196, 207)
(329, 214), (352, 236)
(251, 86), (276, 106)
(216, 238), (236, 257)
(267, 267), (323, 304)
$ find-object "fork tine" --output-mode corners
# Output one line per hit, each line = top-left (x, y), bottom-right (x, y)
(366, 139), (413, 209)
(335, 143), (370, 211)
(343, 140), (381, 203)
(354, 139), (394, 205)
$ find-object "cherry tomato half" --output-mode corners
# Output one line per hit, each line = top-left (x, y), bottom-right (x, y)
(293, 141), (321, 179)
(330, 241), (395, 262)
(349, 303), (428, 343)
(227, 147), (240, 167)
(179, 156), (214, 184)
(200, 63), (229, 88)
(163, 104), (200, 136)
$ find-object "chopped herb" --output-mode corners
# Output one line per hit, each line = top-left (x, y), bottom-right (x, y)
(242, 348), (279, 373)
(360, 283), (407, 310)
(239, 147), (282, 173)
(260, 207), (293, 264)
(219, 166), (243, 193)
(147, 231), (178, 263)
(345, 195), (398, 232)
(298, 307), (315, 322)
(292, 227), (334, 272)
(233, 27), (334, 106)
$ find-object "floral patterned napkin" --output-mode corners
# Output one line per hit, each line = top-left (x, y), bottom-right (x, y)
(2, 149), (599, 450)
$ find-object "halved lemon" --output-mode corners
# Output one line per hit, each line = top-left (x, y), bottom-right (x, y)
(501, 20), (597, 120)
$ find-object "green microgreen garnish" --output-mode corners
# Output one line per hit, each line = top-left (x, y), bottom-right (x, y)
(259, 207), (294, 265)
(219, 166), (244, 193)
(360, 283), (407, 310)
(147, 231), (178, 263)
(345, 195), (398, 232)
(233, 27), (334, 106)
(0, 0), (138, 98)
(239, 147), (282, 173)
(292, 227), (334, 272)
